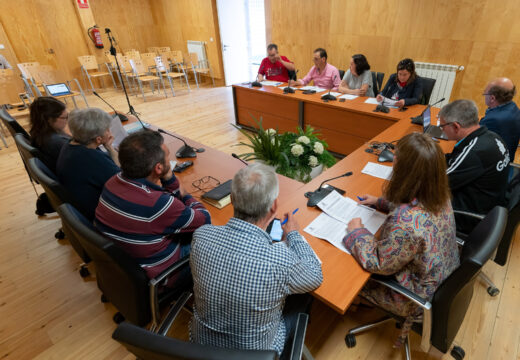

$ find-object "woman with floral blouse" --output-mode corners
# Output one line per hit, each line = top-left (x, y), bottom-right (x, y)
(343, 132), (460, 347)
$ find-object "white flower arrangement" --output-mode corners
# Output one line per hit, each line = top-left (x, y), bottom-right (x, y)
(297, 135), (310, 144)
(313, 142), (324, 154)
(266, 128), (277, 136)
(291, 144), (304, 157)
(308, 155), (318, 167)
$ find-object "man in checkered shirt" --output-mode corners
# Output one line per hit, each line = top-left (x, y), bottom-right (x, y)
(190, 163), (323, 358)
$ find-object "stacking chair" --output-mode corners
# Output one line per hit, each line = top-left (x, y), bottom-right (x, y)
(114, 54), (136, 92)
(371, 71), (385, 95)
(186, 52), (215, 88)
(345, 206), (507, 360)
(0, 107), (30, 139)
(128, 58), (167, 101)
(13, 133), (43, 195)
(125, 49), (141, 60)
(158, 46), (171, 55)
(420, 77), (436, 105)
(78, 55), (117, 92)
(147, 47), (160, 55)
(113, 292), (313, 360)
(154, 56), (189, 96)
(338, 69), (345, 80)
(28, 158), (91, 277)
(56, 202), (191, 328)
(141, 52), (159, 71)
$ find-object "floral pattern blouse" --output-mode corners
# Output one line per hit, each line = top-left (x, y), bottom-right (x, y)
(343, 198), (460, 345)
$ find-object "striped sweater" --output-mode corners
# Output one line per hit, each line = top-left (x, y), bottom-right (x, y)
(95, 173), (211, 280)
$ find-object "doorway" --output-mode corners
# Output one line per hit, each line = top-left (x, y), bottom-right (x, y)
(216, 0), (266, 86)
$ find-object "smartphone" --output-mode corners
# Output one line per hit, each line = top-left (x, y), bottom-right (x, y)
(266, 218), (283, 242)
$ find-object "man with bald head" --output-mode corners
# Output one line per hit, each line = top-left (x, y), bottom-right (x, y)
(481, 77), (520, 160)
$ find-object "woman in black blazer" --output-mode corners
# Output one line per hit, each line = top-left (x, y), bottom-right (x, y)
(377, 58), (423, 108)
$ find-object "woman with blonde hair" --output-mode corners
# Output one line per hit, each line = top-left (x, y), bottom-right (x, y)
(344, 132), (460, 347)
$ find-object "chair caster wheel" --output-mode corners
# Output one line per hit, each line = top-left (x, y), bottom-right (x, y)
(487, 286), (499, 297)
(450, 345), (465, 360)
(113, 312), (125, 324)
(79, 266), (90, 278)
(345, 333), (356, 348)
(101, 294), (109, 303)
(55, 229), (65, 240)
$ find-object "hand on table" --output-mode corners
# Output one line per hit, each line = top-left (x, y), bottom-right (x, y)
(376, 94), (383, 102)
(356, 194), (378, 206)
(347, 217), (364, 232)
(395, 99), (405, 108)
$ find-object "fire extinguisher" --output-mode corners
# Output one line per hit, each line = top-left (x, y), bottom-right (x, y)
(87, 25), (104, 49)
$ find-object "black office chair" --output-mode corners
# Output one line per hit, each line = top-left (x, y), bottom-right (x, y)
(338, 69), (345, 80)
(0, 108), (30, 139)
(371, 71), (385, 95)
(420, 77), (436, 105)
(28, 157), (91, 276)
(113, 291), (313, 360)
(345, 206), (507, 360)
(287, 70), (297, 81)
(56, 202), (191, 329)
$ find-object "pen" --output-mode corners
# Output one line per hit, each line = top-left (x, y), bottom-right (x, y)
(357, 196), (364, 201)
(281, 208), (299, 225)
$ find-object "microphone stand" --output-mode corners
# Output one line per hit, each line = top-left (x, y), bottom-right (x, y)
(411, 97), (446, 124)
(283, 70), (298, 94)
(374, 96), (390, 113)
(232, 153), (248, 166)
(321, 75), (338, 101)
(105, 28), (142, 124)
(92, 91), (128, 122)
(157, 128), (205, 158)
(305, 171), (352, 207)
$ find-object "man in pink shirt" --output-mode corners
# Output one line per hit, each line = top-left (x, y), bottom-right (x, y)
(257, 44), (295, 82)
(290, 48), (341, 91)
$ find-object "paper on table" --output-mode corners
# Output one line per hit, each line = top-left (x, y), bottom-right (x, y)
(339, 94), (358, 100)
(304, 213), (350, 254)
(361, 162), (393, 180)
(298, 85), (328, 93)
(123, 121), (149, 134)
(364, 97), (380, 105)
(260, 80), (282, 86)
(110, 115), (128, 150)
(317, 191), (386, 234)
(321, 92), (341, 98)
(364, 97), (399, 109)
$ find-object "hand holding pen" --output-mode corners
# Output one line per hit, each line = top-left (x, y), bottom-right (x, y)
(281, 208), (299, 239)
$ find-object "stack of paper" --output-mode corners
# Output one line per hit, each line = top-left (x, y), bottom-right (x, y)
(260, 80), (282, 86)
(298, 86), (328, 93)
(361, 162), (393, 180)
(321, 92), (342, 98)
(304, 191), (386, 254)
(339, 94), (358, 100)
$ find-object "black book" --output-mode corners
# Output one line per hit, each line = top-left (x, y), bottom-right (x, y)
(201, 180), (232, 209)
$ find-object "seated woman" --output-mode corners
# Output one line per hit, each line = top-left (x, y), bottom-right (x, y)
(56, 108), (120, 221)
(343, 132), (459, 347)
(338, 54), (374, 97)
(377, 58), (423, 108)
(29, 97), (70, 174)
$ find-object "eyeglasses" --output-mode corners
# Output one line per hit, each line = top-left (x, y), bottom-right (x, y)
(192, 175), (220, 192)
(439, 122), (457, 129)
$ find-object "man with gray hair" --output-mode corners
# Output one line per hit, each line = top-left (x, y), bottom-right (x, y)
(57, 108), (120, 220)
(439, 99), (510, 232)
(190, 163), (322, 358)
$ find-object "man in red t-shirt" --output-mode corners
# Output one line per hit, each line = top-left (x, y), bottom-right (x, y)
(257, 44), (295, 83)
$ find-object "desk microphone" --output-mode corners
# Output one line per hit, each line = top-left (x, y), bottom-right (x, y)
(411, 97), (446, 125)
(283, 70), (298, 94)
(92, 91), (128, 122)
(157, 128), (205, 158)
(321, 75), (338, 101)
(305, 171), (353, 207)
(374, 96), (390, 113)
(251, 63), (264, 87)
(231, 153), (248, 166)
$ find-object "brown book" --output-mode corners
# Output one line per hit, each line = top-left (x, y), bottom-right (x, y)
(201, 180), (232, 209)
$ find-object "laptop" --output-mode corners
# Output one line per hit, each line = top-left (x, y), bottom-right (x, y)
(423, 106), (448, 140)
(46, 83), (72, 97)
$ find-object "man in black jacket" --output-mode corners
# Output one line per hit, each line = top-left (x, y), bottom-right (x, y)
(439, 99), (510, 233)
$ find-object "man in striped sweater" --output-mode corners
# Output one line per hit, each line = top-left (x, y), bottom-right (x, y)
(439, 99), (510, 233)
(95, 130), (211, 286)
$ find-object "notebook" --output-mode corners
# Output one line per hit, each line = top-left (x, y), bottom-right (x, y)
(201, 180), (232, 209)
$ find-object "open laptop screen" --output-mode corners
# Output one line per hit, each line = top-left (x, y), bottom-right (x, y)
(422, 106), (431, 129)
(46, 83), (71, 96)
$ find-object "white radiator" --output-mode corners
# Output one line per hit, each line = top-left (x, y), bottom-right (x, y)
(415, 62), (463, 108)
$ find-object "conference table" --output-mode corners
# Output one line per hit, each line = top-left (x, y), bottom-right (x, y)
(154, 89), (454, 315)
(232, 82), (428, 156)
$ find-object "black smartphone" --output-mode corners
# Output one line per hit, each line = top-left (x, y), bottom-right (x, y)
(266, 218), (283, 242)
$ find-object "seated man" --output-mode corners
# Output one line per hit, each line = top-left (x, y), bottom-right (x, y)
(95, 130), (210, 284)
(57, 108), (120, 221)
(290, 48), (340, 91)
(439, 99), (510, 232)
(257, 43), (295, 83)
(480, 77), (520, 161)
(190, 163), (322, 358)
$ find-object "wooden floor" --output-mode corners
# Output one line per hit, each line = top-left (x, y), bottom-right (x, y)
(0, 83), (519, 360)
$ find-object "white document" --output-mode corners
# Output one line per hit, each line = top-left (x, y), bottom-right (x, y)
(304, 213), (350, 254)
(123, 121), (149, 134)
(110, 115), (128, 150)
(298, 85), (328, 93)
(339, 94), (358, 100)
(364, 97), (380, 105)
(321, 91), (341, 98)
(260, 80), (282, 86)
(361, 162), (393, 180)
(316, 191), (386, 234)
